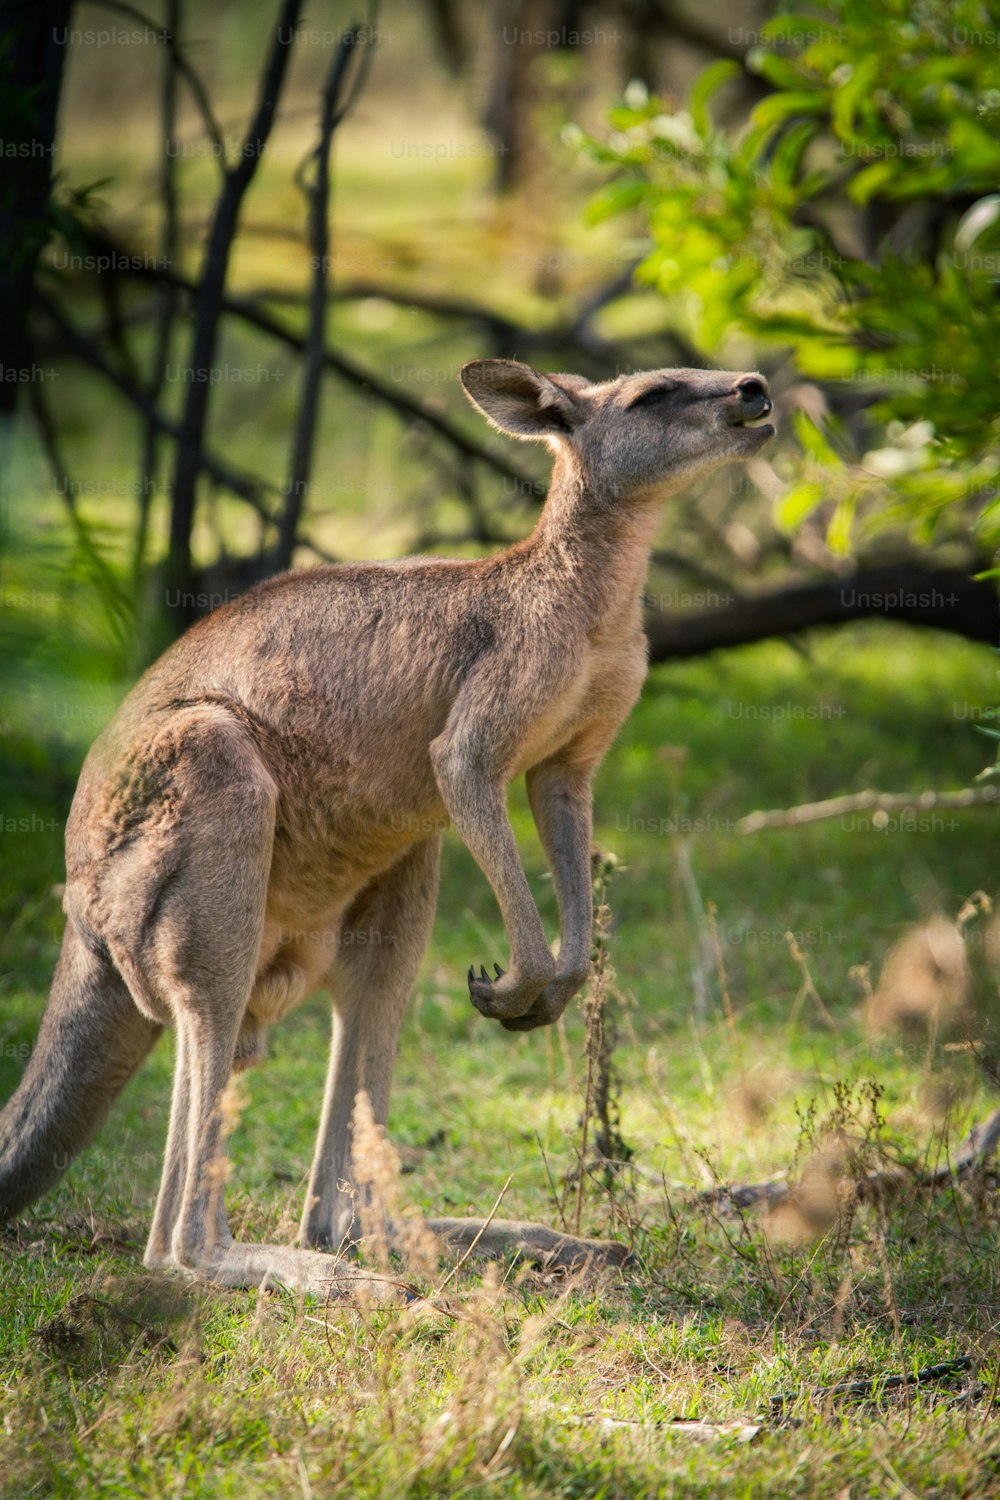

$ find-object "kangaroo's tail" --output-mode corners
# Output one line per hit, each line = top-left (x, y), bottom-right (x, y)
(0, 921), (160, 1220)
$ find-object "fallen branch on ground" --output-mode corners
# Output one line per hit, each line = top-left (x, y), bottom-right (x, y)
(540, 1404), (761, 1444)
(697, 1103), (1000, 1215)
(769, 1356), (974, 1413)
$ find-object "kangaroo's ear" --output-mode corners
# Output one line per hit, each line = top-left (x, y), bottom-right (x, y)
(460, 359), (586, 440)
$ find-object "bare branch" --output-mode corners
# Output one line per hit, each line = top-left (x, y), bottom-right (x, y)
(167, 0), (302, 610)
(737, 785), (1000, 836)
(93, 0), (227, 162)
(135, 0), (182, 583)
(80, 222), (540, 497)
(929, 1105), (1000, 1181)
(770, 1358), (973, 1414)
(277, 22), (373, 570)
(700, 1103), (1000, 1218)
(37, 290), (277, 520)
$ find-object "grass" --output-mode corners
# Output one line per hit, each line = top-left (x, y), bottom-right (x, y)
(2, 616), (999, 1498)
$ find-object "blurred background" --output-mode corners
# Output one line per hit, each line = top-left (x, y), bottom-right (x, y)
(1, 0), (998, 1209)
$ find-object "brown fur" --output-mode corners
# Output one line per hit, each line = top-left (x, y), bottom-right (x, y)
(0, 360), (773, 1290)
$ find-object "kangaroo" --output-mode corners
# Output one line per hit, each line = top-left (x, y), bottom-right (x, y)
(0, 359), (773, 1292)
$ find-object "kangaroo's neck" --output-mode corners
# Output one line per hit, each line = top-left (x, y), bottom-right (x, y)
(524, 450), (662, 634)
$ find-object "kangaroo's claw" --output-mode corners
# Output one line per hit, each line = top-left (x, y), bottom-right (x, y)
(469, 962), (503, 999)
(468, 961), (500, 1014)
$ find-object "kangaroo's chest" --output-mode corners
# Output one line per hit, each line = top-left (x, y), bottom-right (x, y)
(509, 632), (648, 778)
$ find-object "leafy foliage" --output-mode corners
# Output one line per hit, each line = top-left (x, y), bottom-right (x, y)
(579, 0), (1000, 555)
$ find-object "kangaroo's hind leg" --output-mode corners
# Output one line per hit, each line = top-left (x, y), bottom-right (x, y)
(96, 710), (279, 1275)
(103, 711), (428, 1296)
(300, 835), (443, 1250)
(297, 831), (631, 1278)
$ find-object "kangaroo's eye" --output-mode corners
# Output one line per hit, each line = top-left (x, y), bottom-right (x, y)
(630, 384), (677, 410)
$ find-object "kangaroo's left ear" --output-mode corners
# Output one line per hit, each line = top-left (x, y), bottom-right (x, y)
(459, 359), (588, 441)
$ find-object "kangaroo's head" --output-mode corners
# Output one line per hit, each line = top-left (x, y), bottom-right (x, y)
(460, 359), (774, 503)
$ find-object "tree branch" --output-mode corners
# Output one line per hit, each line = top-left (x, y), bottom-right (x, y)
(233, 291), (539, 488)
(645, 565), (1000, 661)
(94, 0), (227, 162)
(277, 23), (370, 570)
(700, 1103), (1000, 1219)
(37, 290), (278, 520)
(737, 785), (1000, 836)
(72, 231), (539, 490)
(167, 0), (302, 613)
(135, 0), (182, 583)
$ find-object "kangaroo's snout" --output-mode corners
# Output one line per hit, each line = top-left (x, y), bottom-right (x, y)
(726, 374), (772, 425)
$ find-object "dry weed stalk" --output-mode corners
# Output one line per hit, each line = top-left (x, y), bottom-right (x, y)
(350, 1089), (440, 1284)
(574, 850), (632, 1237)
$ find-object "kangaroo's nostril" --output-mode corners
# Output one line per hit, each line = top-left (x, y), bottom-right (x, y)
(737, 376), (767, 402)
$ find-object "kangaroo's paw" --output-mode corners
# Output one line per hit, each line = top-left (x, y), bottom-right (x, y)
(467, 960), (553, 1020)
(499, 968), (589, 1032)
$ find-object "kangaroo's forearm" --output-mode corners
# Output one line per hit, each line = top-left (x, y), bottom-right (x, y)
(431, 738), (556, 1017)
(526, 761), (593, 983)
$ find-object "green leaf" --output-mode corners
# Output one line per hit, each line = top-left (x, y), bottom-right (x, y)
(847, 159), (899, 204)
(831, 55), (880, 142)
(826, 494), (856, 555)
(585, 177), (649, 224)
(689, 60), (740, 134)
(747, 49), (808, 91)
(749, 91), (830, 137)
(948, 118), (1000, 177)
(792, 410), (842, 465)
(776, 482), (824, 529)
(769, 119), (820, 186)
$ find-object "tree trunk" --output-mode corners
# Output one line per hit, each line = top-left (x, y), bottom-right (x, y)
(0, 0), (72, 462)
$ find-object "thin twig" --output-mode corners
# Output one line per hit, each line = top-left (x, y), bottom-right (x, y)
(785, 931), (837, 1029)
(431, 1175), (513, 1297)
(535, 1133), (569, 1234)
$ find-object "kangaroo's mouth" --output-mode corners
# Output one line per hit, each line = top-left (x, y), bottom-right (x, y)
(726, 393), (774, 446)
(728, 395), (773, 429)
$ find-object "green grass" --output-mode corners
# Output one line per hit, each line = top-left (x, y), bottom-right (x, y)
(2, 621), (999, 1498)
